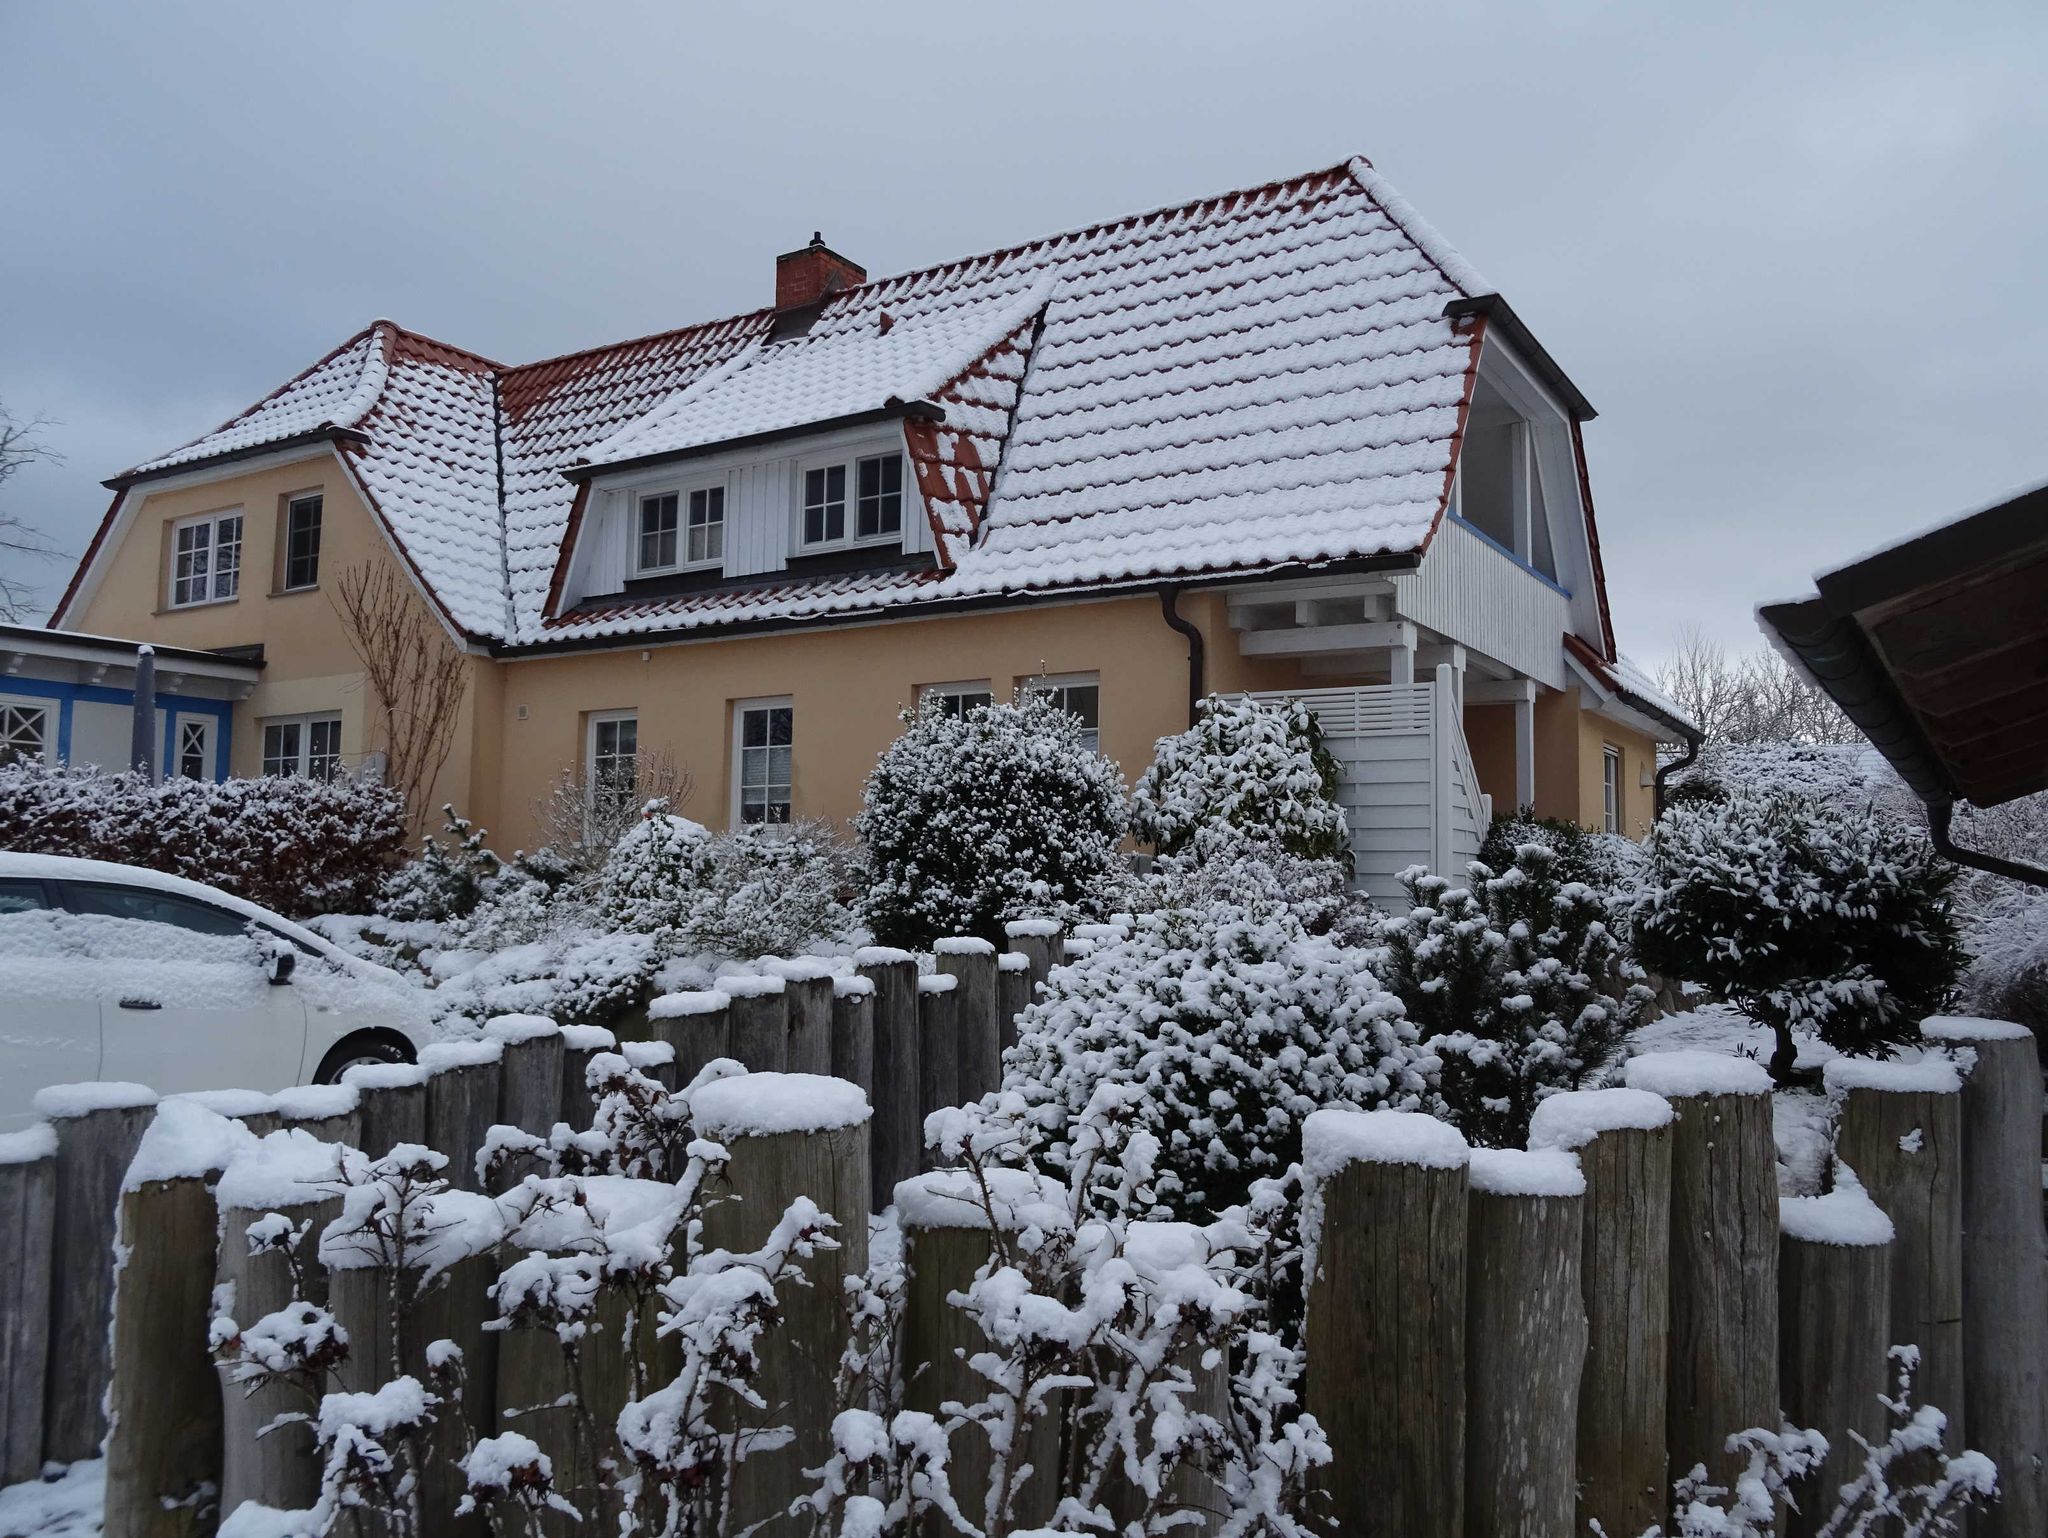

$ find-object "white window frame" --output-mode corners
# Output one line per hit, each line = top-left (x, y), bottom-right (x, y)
(281, 492), (323, 592)
(731, 696), (794, 826)
(1022, 671), (1101, 754)
(168, 508), (245, 608)
(634, 476), (728, 577)
(1602, 744), (1622, 833)
(172, 713), (216, 780)
(586, 709), (639, 813)
(0, 696), (54, 765)
(261, 712), (344, 781)
(920, 680), (994, 718)
(795, 447), (906, 553)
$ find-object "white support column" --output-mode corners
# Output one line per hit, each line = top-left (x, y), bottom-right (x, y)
(1431, 664), (1456, 878)
(1418, 644), (1467, 714)
(1390, 630), (1416, 687)
(1514, 686), (1536, 812)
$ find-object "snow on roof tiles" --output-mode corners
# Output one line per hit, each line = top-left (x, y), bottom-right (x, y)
(96, 158), (1501, 645)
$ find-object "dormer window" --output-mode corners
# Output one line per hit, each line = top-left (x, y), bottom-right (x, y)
(1453, 353), (1569, 584)
(802, 451), (904, 550)
(636, 484), (724, 575)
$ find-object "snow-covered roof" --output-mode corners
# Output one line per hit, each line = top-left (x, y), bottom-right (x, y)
(66, 157), (1607, 652)
(1562, 633), (1699, 739)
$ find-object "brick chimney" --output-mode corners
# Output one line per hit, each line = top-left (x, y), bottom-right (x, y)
(775, 232), (865, 311)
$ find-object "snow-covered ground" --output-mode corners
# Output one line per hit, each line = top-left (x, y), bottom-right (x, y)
(0, 1461), (101, 1538)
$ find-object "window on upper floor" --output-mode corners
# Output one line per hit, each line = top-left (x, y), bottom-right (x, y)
(802, 451), (903, 551)
(281, 493), (323, 591)
(169, 509), (244, 607)
(262, 713), (343, 781)
(1454, 366), (1562, 583)
(637, 484), (725, 576)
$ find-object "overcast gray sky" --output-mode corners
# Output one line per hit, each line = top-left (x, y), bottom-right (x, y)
(3, 1), (2042, 664)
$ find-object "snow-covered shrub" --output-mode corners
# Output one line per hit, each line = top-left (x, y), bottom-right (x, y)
(1375, 847), (1652, 1149)
(591, 801), (711, 938)
(428, 930), (658, 1033)
(376, 806), (512, 923)
(1478, 808), (1646, 903)
(1003, 892), (1430, 1218)
(1632, 793), (1964, 1079)
(678, 820), (854, 957)
(1130, 693), (1348, 863)
(1149, 826), (1375, 944)
(857, 693), (1128, 949)
(0, 758), (405, 917)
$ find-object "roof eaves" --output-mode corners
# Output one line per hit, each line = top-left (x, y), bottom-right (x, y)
(1444, 295), (1596, 421)
(101, 426), (371, 490)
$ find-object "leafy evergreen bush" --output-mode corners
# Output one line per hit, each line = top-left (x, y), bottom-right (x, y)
(0, 758), (405, 917)
(681, 821), (853, 958)
(1130, 694), (1348, 862)
(592, 802), (713, 939)
(1374, 846), (1652, 1147)
(378, 805), (518, 922)
(1632, 792), (1964, 1077)
(1149, 826), (1375, 944)
(856, 693), (1127, 949)
(1478, 807), (1645, 898)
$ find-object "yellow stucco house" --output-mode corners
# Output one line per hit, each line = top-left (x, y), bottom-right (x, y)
(39, 155), (1694, 903)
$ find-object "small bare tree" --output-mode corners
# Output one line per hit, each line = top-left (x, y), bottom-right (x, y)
(1656, 625), (1857, 747)
(0, 406), (61, 621)
(332, 561), (469, 827)
(530, 746), (694, 870)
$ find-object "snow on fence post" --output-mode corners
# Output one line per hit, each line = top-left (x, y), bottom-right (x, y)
(829, 976), (875, 1105)
(269, 1083), (362, 1148)
(1777, 1172), (1894, 1538)
(1528, 1087), (1675, 1538)
(894, 1168), (1062, 1530)
(1463, 1147), (1587, 1538)
(1827, 1055), (1967, 1461)
(557, 1025), (616, 1132)
(650, 991), (731, 1092)
(996, 951), (1031, 1062)
(621, 1038), (675, 1093)
(1302, 1108), (1469, 1538)
(488, 1014), (565, 1138)
(421, 1039), (504, 1194)
(1003, 919), (1064, 1052)
(1922, 1016), (2048, 1537)
(342, 1063), (430, 1160)
(693, 1073), (871, 1537)
(935, 938), (1001, 1105)
(764, 959), (836, 1077)
(1623, 1052), (1779, 1502)
(917, 974), (961, 1168)
(35, 1082), (158, 1465)
(0, 1125), (56, 1486)
(857, 947), (922, 1204)
(724, 974), (790, 1074)
(213, 1130), (349, 1516)
(105, 1103), (249, 1538)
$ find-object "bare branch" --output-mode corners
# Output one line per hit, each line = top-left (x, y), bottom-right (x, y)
(0, 405), (63, 622)
(330, 561), (469, 829)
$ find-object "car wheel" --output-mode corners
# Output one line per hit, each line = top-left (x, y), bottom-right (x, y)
(314, 1032), (416, 1084)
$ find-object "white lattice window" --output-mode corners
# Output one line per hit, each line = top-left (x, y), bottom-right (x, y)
(587, 711), (638, 816)
(169, 510), (243, 607)
(262, 713), (343, 781)
(733, 699), (793, 825)
(0, 701), (51, 765)
(174, 716), (213, 780)
(800, 450), (904, 550)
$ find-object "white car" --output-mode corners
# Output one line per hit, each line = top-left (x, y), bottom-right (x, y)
(0, 852), (435, 1130)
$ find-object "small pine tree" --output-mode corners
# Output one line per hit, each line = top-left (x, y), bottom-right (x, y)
(592, 802), (711, 940)
(1131, 694), (1349, 862)
(379, 805), (511, 922)
(1632, 792), (1964, 1079)
(856, 694), (1127, 949)
(1375, 844), (1652, 1148)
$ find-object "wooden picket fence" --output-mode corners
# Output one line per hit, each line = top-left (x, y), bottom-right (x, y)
(0, 924), (2042, 1538)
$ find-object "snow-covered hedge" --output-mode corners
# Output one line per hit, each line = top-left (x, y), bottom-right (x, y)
(1477, 809), (1645, 904)
(1632, 792), (1964, 1077)
(856, 694), (1127, 949)
(0, 759), (405, 918)
(1130, 693), (1349, 862)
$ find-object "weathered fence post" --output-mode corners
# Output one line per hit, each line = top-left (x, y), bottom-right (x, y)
(895, 1167), (1062, 1530)
(857, 947), (921, 1204)
(1528, 1086), (1675, 1537)
(421, 1039), (505, 1192)
(1464, 1147), (1586, 1538)
(270, 1083), (362, 1147)
(0, 1126), (56, 1486)
(105, 1102), (251, 1538)
(342, 1063), (430, 1160)
(693, 1072), (871, 1537)
(1003, 920), (1064, 1046)
(1778, 1167), (1894, 1538)
(935, 938), (1001, 1105)
(557, 1025), (617, 1133)
(917, 973), (960, 1165)
(1923, 1016), (2047, 1536)
(649, 993), (727, 1091)
(830, 976), (875, 1104)
(35, 1083), (158, 1464)
(1828, 1054), (1967, 1459)
(996, 952), (1031, 1061)
(766, 960), (836, 1076)
(488, 1014), (565, 1137)
(214, 1130), (350, 1516)
(725, 975), (790, 1073)
(1623, 1051), (1778, 1501)
(1302, 1107), (1469, 1538)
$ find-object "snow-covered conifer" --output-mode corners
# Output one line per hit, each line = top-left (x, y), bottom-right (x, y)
(1130, 694), (1348, 863)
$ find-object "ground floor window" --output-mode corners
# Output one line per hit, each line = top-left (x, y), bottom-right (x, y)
(921, 680), (994, 719)
(1602, 744), (1622, 833)
(174, 715), (215, 780)
(1022, 671), (1101, 754)
(263, 713), (343, 780)
(587, 710), (639, 818)
(734, 698), (793, 825)
(0, 700), (52, 765)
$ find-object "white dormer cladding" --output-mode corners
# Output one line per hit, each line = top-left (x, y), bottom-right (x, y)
(561, 419), (932, 604)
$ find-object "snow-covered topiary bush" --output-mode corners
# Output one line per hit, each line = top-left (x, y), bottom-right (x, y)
(1003, 893), (1431, 1218)
(856, 693), (1128, 949)
(1149, 826), (1374, 944)
(0, 758), (405, 917)
(1130, 694), (1348, 863)
(1374, 845), (1652, 1148)
(1632, 792), (1964, 1079)
(591, 802), (711, 940)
